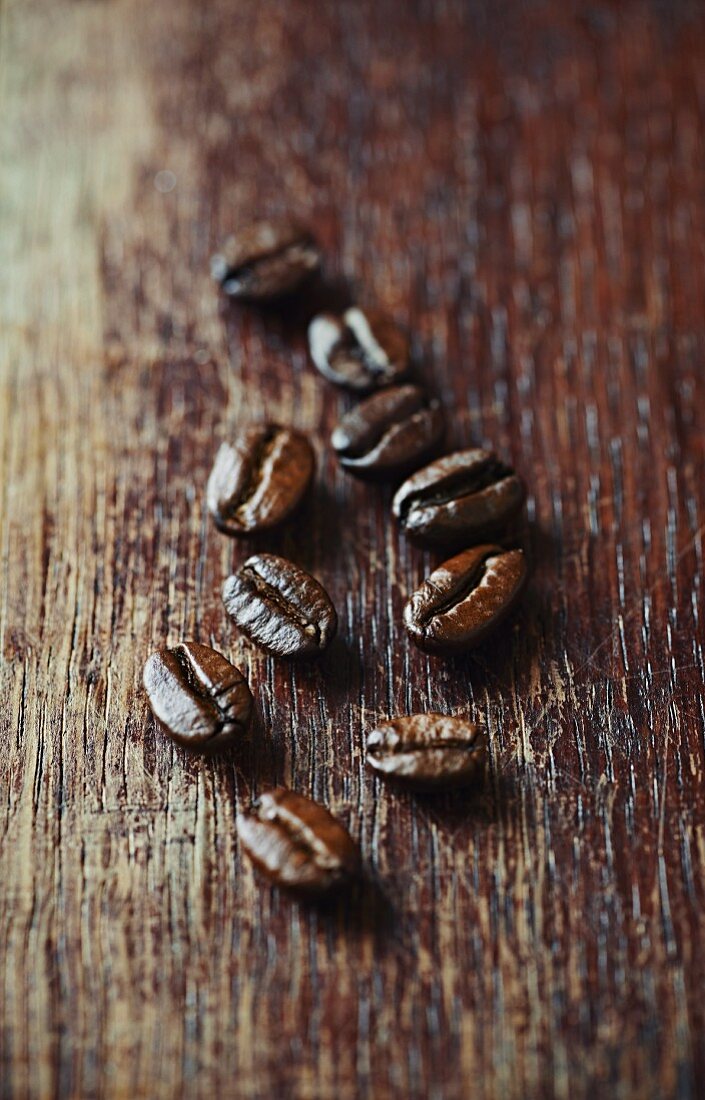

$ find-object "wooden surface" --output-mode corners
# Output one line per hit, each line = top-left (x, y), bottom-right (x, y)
(2, 1), (705, 1097)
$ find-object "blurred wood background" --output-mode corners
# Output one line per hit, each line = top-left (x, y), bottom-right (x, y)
(2, 1), (705, 1096)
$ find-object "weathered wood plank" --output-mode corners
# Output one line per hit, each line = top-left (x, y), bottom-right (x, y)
(1, 1), (705, 1097)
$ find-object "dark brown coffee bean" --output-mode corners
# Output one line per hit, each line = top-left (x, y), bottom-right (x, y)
(366, 713), (486, 789)
(207, 424), (315, 536)
(308, 308), (409, 392)
(331, 385), (444, 482)
(222, 553), (337, 659)
(143, 642), (254, 752)
(404, 545), (527, 655)
(210, 220), (320, 300)
(237, 788), (359, 894)
(392, 449), (525, 548)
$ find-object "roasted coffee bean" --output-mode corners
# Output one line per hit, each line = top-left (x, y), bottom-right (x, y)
(207, 424), (315, 536)
(210, 220), (320, 300)
(393, 448), (525, 547)
(143, 642), (254, 752)
(404, 545), (527, 655)
(331, 385), (444, 482)
(308, 307), (409, 392)
(366, 713), (486, 789)
(222, 553), (337, 659)
(237, 788), (359, 894)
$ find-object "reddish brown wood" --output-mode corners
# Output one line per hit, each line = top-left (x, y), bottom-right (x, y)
(2, 1), (705, 1096)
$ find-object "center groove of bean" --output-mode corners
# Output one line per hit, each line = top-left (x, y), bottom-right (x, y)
(374, 737), (478, 754)
(232, 428), (278, 515)
(400, 460), (512, 518)
(415, 555), (501, 624)
(259, 803), (342, 869)
(243, 565), (321, 641)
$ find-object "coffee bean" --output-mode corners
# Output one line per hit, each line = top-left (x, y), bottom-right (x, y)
(404, 545), (527, 655)
(210, 220), (320, 301)
(237, 788), (359, 894)
(331, 385), (444, 482)
(207, 424), (315, 536)
(143, 642), (254, 752)
(308, 308), (409, 391)
(222, 553), (337, 659)
(393, 449), (525, 547)
(366, 713), (486, 789)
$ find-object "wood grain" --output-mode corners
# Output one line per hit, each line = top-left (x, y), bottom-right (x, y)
(2, 1), (705, 1096)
